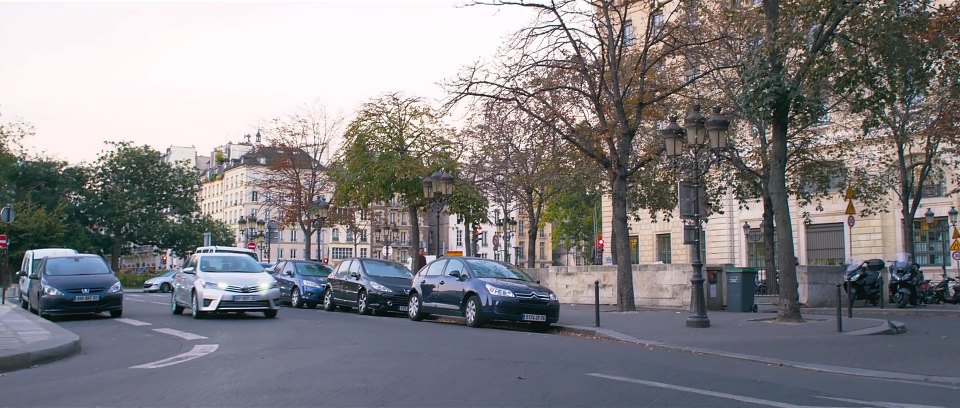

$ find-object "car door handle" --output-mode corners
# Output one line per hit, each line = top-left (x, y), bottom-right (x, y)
(421, 280), (426, 285)
(439, 281), (445, 285)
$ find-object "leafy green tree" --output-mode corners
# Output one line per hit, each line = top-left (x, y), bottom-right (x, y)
(331, 93), (457, 259)
(5, 200), (68, 270)
(836, 0), (960, 256)
(82, 141), (201, 271)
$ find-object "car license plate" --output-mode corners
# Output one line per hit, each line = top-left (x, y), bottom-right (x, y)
(522, 313), (546, 322)
(234, 295), (258, 301)
(74, 295), (100, 302)
(398, 306), (408, 312)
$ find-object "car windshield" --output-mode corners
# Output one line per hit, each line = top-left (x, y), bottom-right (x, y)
(45, 257), (112, 276)
(295, 262), (332, 277)
(198, 256), (263, 273)
(466, 259), (534, 281)
(363, 260), (412, 279)
(160, 270), (176, 277)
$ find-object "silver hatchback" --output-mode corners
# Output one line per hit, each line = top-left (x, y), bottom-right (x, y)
(171, 253), (280, 319)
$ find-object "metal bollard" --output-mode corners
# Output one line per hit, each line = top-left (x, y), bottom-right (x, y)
(880, 277), (884, 309)
(847, 283), (853, 319)
(836, 284), (842, 333)
(594, 280), (600, 327)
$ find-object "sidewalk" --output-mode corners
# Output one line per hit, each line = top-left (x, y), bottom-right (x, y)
(0, 294), (80, 373)
(556, 303), (960, 386)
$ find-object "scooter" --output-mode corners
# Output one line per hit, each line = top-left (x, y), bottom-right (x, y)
(888, 252), (923, 309)
(843, 258), (884, 308)
(921, 272), (959, 305)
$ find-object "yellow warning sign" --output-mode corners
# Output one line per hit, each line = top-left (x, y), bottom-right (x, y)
(954, 227), (960, 240)
(844, 187), (855, 200)
(951, 239), (960, 252)
(845, 201), (856, 215)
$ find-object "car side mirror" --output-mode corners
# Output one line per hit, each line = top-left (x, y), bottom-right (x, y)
(350, 272), (360, 280)
(28, 272), (39, 280)
(182, 267), (195, 275)
(448, 270), (461, 279)
(18, 270), (26, 277)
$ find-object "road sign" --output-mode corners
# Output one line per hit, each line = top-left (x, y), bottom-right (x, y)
(953, 252), (960, 261)
(247, 242), (257, 250)
(0, 206), (14, 224)
(950, 239), (960, 252)
(847, 215), (856, 227)
(844, 201), (856, 215)
(844, 186), (854, 200)
(0, 234), (7, 249)
(954, 227), (960, 239)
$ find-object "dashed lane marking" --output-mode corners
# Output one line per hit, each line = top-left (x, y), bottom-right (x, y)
(131, 344), (218, 369)
(114, 318), (152, 326)
(152, 328), (207, 340)
(150, 301), (167, 305)
(587, 373), (808, 408)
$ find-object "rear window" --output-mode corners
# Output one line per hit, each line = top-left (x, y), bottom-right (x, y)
(45, 257), (112, 276)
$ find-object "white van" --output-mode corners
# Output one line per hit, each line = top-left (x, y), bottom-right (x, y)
(18, 248), (79, 308)
(194, 246), (259, 261)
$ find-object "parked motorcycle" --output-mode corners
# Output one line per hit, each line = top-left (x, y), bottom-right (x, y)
(889, 252), (923, 308)
(843, 258), (884, 308)
(921, 272), (960, 305)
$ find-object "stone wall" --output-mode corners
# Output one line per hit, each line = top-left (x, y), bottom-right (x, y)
(526, 264), (846, 309)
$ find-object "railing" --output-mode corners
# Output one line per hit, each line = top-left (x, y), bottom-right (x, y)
(755, 268), (780, 297)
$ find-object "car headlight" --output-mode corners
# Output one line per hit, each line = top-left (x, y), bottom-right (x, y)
(370, 281), (392, 293)
(44, 285), (64, 296)
(109, 282), (123, 293)
(204, 281), (228, 290)
(258, 281), (277, 291)
(485, 283), (514, 297)
(549, 292), (557, 301)
(302, 280), (320, 288)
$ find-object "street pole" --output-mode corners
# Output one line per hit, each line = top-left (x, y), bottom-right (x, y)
(688, 150), (709, 328)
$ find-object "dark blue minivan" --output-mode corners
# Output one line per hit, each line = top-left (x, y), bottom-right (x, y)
(27, 254), (123, 319)
(407, 257), (559, 329)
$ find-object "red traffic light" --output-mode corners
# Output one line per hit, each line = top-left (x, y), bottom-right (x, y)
(597, 237), (604, 251)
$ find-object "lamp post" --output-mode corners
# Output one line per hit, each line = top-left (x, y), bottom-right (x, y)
(494, 209), (517, 264)
(237, 215), (265, 249)
(264, 220), (278, 262)
(660, 105), (731, 329)
(309, 196), (330, 262)
(422, 170), (455, 257)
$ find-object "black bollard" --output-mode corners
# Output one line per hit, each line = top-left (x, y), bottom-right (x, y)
(836, 284), (842, 333)
(847, 284), (853, 319)
(880, 277), (884, 309)
(594, 280), (600, 328)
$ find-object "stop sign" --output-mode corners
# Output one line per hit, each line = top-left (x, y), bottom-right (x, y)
(246, 242), (256, 250)
(0, 234), (7, 249)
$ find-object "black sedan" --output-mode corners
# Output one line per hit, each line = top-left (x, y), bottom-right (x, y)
(322, 258), (412, 315)
(27, 254), (123, 319)
(407, 257), (559, 329)
(272, 259), (333, 308)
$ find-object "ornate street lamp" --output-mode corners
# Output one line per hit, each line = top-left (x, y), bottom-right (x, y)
(309, 196), (330, 262)
(660, 105), (731, 329)
(742, 221), (762, 242)
(423, 169), (456, 256)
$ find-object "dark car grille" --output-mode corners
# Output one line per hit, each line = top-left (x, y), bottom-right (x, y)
(225, 285), (260, 293)
(66, 288), (105, 294)
(218, 300), (271, 309)
(391, 294), (409, 305)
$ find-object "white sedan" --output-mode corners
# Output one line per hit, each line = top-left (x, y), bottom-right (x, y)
(171, 253), (280, 319)
(143, 270), (176, 292)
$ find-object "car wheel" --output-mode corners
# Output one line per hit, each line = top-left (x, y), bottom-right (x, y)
(357, 291), (371, 315)
(291, 287), (303, 309)
(323, 288), (336, 311)
(408, 292), (424, 321)
(171, 291), (184, 315)
(160, 283), (172, 293)
(464, 295), (483, 328)
(191, 292), (205, 319)
(110, 309), (123, 318)
(263, 309), (278, 319)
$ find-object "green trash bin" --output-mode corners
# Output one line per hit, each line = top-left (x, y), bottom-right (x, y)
(725, 267), (759, 312)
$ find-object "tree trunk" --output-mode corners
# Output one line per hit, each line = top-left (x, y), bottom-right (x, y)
(901, 199), (915, 255)
(527, 228), (537, 268)
(611, 172), (635, 311)
(111, 239), (122, 273)
(304, 230), (313, 261)
(408, 205), (421, 266)
(770, 112), (802, 322)
(762, 189), (777, 294)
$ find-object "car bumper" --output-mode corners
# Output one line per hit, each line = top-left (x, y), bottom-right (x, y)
(40, 293), (124, 315)
(143, 282), (164, 292)
(198, 288), (281, 312)
(300, 286), (325, 302)
(482, 296), (560, 324)
(366, 291), (410, 313)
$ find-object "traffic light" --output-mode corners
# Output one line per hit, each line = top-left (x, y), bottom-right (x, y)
(597, 237), (604, 252)
(323, 257), (329, 264)
(161, 255), (168, 265)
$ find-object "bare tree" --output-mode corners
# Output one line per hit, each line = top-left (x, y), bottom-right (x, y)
(449, 0), (729, 311)
(255, 104), (343, 260)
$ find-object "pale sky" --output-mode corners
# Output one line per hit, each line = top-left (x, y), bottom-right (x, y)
(0, 0), (532, 164)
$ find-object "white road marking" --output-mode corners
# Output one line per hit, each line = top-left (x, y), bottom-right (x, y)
(153, 328), (207, 340)
(126, 298), (146, 303)
(816, 396), (945, 408)
(131, 344), (218, 369)
(150, 301), (167, 305)
(587, 373), (812, 408)
(114, 318), (152, 326)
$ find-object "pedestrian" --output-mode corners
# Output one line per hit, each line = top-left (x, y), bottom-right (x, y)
(415, 248), (427, 273)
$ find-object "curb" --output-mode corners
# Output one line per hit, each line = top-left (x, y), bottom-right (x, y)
(554, 321), (960, 386)
(0, 305), (81, 373)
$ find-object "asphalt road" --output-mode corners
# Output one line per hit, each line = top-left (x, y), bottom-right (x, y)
(2, 292), (956, 407)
